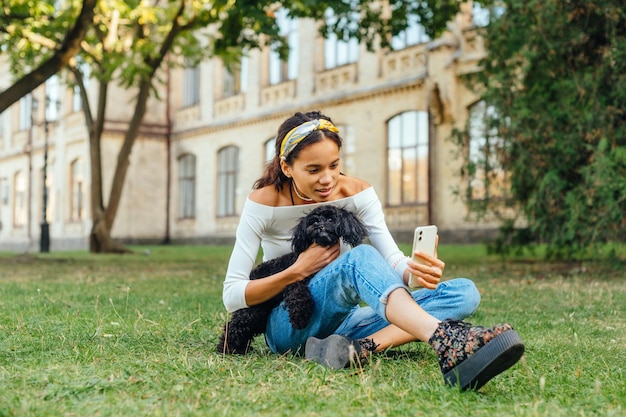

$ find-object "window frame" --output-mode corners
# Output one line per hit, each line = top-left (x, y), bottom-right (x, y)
(13, 171), (27, 227)
(217, 146), (239, 217)
(466, 100), (506, 201)
(177, 153), (196, 220)
(45, 75), (61, 122)
(269, 8), (299, 85)
(222, 55), (248, 98)
(19, 95), (33, 131)
(390, 14), (430, 50)
(323, 7), (360, 69)
(182, 65), (200, 107)
(264, 137), (275, 164)
(69, 158), (85, 221)
(386, 111), (430, 207)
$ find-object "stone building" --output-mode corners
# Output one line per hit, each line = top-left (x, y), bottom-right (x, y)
(0, 5), (498, 252)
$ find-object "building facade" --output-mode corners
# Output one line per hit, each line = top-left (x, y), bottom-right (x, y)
(0, 5), (498, 252)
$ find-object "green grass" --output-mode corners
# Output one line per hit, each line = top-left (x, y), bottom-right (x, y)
(0, 245), (624, 416)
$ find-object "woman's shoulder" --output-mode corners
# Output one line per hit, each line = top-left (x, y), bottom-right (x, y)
(249, 184), (292, 207)
(338, 175), (371, 198)
(249, 186), (277, 206)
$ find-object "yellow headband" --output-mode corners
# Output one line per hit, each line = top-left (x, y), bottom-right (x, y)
(279, 119), (339, 161)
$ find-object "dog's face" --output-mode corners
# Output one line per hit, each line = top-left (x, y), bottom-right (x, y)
(304, 208), (343, 247)
(291, 205), (369, 254)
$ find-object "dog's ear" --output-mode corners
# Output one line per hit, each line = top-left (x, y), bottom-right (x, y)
(291, 213), (311, 253)
(337, 208), (369, 247)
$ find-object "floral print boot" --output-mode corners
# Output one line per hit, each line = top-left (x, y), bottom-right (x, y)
(428, 319), (525, 390)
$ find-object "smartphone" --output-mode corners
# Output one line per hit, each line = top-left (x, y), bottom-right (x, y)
(408, 225), (438, 288)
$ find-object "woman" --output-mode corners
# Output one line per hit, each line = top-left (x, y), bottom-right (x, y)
(222, 110), (524, 390)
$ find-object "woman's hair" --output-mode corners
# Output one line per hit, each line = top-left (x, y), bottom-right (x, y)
(253, 110), (343, 190)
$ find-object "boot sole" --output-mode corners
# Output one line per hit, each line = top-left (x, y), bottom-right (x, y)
(305, 335), (358, 369)
(444, 330), (525, 391)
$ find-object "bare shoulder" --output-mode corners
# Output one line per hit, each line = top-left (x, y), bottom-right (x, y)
(249, 185), (290, 206)
(338, 175), (370, 198)
(249, 186), (277, 205)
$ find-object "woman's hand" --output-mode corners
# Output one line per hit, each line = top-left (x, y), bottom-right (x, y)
(245, 242), (340, 306)
(291, 242), (341, 282)
(406, 236), (445, 289)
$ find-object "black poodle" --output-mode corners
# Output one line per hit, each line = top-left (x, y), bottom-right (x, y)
(216, 205), (369, 354)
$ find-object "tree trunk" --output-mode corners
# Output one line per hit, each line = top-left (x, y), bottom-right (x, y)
(83, 75), (114, 253)
(88, 78), (151, 253)
(86, 1), (184, 253)
(90, 209), (129, 253)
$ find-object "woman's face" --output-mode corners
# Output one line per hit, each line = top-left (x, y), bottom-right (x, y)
(282, 135), (341, 202)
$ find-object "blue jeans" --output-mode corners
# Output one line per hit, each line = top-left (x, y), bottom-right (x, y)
(265, 245), (481, 354)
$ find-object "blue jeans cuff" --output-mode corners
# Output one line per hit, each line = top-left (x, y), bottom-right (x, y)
(377, 283), (409, 321)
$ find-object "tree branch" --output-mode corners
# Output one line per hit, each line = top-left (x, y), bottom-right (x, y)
(0, 0), (97, 113)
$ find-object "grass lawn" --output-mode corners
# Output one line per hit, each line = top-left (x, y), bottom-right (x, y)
(0, 244), (624, 416)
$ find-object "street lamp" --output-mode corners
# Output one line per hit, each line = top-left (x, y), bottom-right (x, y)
(40, 96), (60, 253)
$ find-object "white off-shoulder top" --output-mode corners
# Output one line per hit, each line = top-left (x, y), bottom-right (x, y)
(221, 187), (409, 312)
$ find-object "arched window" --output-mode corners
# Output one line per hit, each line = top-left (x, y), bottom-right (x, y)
(70, 158), (85, 221)
(386, 111), (429, 206)
(217, 146), (239, 217)
(177, 154), (196, 219)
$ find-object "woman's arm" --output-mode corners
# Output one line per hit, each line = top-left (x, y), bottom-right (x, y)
(243, 243), (340, 306)
(355, 188), (444, 289)
(222, 199), (341, 312)
(354, 188), (409, 279)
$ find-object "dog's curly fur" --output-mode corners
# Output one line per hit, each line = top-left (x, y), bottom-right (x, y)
(216, 205), (369, 354)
